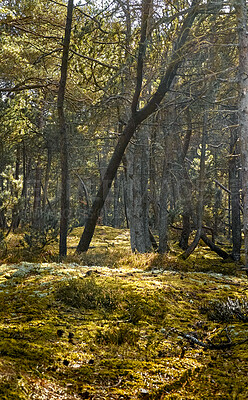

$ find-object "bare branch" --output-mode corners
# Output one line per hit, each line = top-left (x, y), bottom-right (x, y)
(131, 0), (151, 114)
(70, 48), (118, 70)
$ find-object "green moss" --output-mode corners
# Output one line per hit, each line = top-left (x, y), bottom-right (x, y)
(0, 226), (247, 398)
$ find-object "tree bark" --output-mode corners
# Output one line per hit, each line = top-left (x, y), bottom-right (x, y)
(58, 0), (73, 257)
(12, 145), (21, 230)
(229, 122), (241, 261)
(76, 0), (199, 253)
(179, 109), (193, 249)
(149, 124), (159, 229)
(129, 128), (151, 253)
(158, 157), (169, 254)
(42, 143), (52, 217)
(200, 232), (230, 260)
(236, 0), (248, 266)
(113, 174), (120, 228)
(182, 112), (207, 259)
(32, 162), (42, 229)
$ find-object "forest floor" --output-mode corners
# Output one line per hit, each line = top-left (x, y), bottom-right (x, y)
(0, 226), (247, 399)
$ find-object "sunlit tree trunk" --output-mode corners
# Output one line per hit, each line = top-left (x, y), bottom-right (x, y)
(128, 128), (151, 253)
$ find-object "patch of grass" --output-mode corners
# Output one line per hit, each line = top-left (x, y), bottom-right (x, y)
(96, 323), (140, 346)
(54, 276), (122, 311)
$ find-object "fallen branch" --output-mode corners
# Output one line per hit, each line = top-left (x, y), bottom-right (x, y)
(181, 331), (248, 350)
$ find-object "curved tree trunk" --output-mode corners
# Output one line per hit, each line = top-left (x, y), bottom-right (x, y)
(76, 0), (200, 253)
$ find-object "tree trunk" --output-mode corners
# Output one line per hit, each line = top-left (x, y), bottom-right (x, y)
(113, 174), (120, 228)
(76, 1), (199, 253)
(200, 232), (230, 260)
(58, 0), (73, 257)
(32, 162), (42, 229)
(178, 109), (193, 249)
(229, 123), (241, 261)
(182, 112), (207, 259)
(42, 143), (52, 217)
(129, 128), (151, 253)
(149, 124), (159, 229)
(236, 0), (248, 266)
(12, 145), (21, 230)
(158, 157), (169, 254)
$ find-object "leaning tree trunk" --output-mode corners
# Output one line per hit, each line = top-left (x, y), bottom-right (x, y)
(76, 0), (200, 253)
(236, 0), (248, 267)
(58, 0), (73, 257)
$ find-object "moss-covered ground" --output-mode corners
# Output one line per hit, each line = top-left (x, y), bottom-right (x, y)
(0, 226), (247, 399)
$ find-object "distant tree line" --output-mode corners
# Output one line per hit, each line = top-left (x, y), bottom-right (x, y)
(0, 0), (248, 262)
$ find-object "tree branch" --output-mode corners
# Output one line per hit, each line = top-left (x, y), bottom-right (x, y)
(131, 0), (151, 114)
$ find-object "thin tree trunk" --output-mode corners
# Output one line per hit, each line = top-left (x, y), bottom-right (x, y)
(76, 1), (199, 253)
(182, 112), (207, 259)
(236, 0), (248, 266)
(229, 124), (241, 261)
(122, 163), (129, 229)
(149, 123), (159, 229)
(113, 174), (120, 228)
(179, 109), (193, 249)
(21, 141), (28, 221)
(32, 162), (42, 229)
(42, 144), (52, 217)
(158, 157), (169, 254)
(12, 145), (21, 230)
(58, 0), (73, 257)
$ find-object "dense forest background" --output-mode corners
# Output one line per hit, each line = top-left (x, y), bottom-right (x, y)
(2, 2), (248, 399)
(0, 0), (248, 262)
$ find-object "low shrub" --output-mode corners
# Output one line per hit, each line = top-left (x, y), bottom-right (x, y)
(200, 296), (248, 322)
